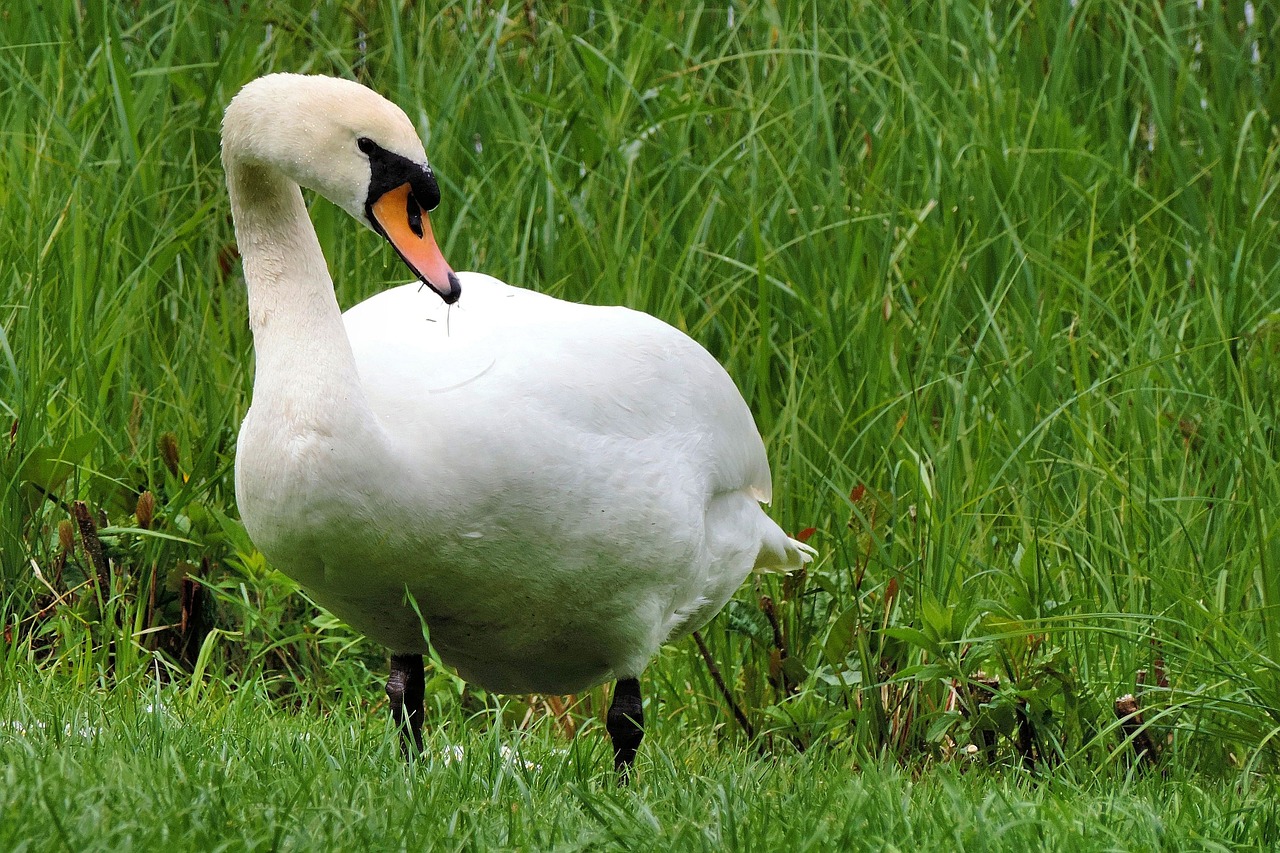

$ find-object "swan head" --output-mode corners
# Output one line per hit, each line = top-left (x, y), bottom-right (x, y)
(222, 73), (460, 303)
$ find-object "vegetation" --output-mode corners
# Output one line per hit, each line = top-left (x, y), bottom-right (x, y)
(2, 0), (1278, 846)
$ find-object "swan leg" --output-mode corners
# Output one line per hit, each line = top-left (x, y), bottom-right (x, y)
(607, 677), (644, 783)
(387, 653), (425, 759)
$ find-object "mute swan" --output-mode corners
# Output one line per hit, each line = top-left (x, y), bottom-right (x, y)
(222, 73), (814, 777)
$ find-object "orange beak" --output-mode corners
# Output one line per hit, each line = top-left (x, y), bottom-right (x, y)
(370, 183), (460, 303)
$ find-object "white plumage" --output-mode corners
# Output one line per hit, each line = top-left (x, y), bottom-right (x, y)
(222, 73), (812, 762)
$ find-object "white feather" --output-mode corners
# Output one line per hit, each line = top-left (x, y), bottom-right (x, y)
(224, 74), (813, 696)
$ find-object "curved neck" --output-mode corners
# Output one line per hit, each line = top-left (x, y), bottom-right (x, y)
(227, 159), (373, 432)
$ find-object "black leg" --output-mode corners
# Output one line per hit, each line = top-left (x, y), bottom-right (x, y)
(387, 653), (425, 760)
(607, 677), (644, 784)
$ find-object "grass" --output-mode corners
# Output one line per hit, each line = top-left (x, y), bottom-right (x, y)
(5, 670), (1280, 850)
(2, 0), (1279, 845)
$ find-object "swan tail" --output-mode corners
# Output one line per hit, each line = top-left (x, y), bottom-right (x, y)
(753, 529), (818, 575)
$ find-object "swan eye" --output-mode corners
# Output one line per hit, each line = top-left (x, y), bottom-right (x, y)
(357, 137), (376, 155)
(406, 191), (424, 239)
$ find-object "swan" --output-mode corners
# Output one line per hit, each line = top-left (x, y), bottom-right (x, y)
(221, 73), (814, 777)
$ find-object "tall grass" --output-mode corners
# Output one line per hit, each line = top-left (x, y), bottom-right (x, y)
(2, 0), (1278, 780)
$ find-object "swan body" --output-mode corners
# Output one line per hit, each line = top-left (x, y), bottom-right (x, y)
(222, 73), (812, 765)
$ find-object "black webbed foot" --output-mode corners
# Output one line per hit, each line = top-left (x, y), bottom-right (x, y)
(387, 653), (425, 760)
(607, 677), (644, 784)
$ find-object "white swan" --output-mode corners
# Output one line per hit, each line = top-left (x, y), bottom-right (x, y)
(221, 73), (813, 775)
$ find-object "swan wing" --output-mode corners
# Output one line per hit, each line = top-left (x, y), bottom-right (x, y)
(336, 273), (810, 687)
(343, 273), (772, 502)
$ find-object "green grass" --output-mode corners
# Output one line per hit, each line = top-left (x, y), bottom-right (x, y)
(2, 0), (1280, 845)
(4, 669), (1280, 851)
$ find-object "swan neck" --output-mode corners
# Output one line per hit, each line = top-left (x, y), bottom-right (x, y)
(227, 158), (371, 427)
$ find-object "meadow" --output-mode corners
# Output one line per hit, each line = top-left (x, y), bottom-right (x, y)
(2, 0), (1279, 847)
